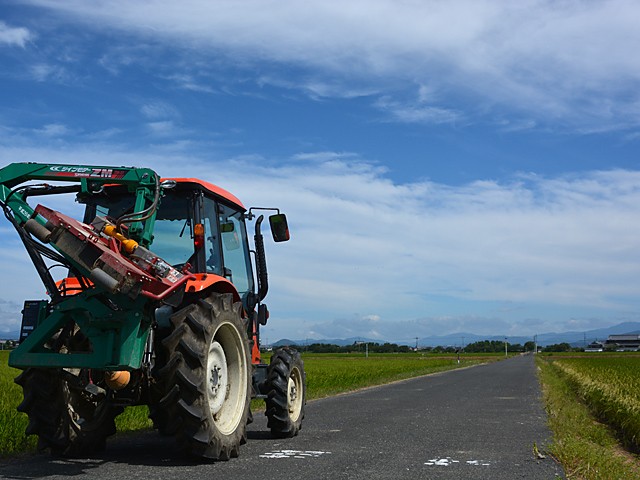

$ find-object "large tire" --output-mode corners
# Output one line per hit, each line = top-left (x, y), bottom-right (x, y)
(14, 368), (122, 456)
(265, 347), (306, 438)
(153, 292), (251, 460)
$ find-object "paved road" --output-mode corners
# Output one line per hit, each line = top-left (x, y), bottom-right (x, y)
(0, 354), (564, 479)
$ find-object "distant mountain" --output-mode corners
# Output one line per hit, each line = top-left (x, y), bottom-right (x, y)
(414, 322), (640, 347)
(271, 322), (640, 348)
(271, 337), (380, 347)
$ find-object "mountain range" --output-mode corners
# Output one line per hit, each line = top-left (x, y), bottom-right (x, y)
(271, 321), (640, 348)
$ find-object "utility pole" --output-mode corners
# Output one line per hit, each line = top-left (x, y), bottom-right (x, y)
(505, 337), (508, 358)
(356, 341), (369, 358)
(415, 337), (419, 351)
(534, 335), (537, 355)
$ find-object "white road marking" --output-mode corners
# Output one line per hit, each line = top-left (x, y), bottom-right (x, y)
(260, 450), (332, 459)
(425, 457), (491, 467)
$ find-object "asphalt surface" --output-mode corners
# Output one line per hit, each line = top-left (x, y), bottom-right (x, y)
(0, 354), (565, 479)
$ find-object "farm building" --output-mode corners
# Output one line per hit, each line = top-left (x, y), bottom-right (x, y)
(605, 334), (640, 352)
(585, 341), (604, 352)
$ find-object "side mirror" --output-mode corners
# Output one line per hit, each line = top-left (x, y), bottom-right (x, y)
(269, 213), (290, 242)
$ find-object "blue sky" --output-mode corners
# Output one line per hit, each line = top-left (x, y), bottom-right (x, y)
(1, 0), (640, 344)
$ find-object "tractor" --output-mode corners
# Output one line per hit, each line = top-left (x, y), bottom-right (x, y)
(0, 162), (306, 460)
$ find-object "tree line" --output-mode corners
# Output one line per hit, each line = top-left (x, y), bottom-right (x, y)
(271, 340), (583, 354)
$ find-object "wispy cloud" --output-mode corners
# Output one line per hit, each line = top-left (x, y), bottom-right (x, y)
(163, 74), (216, 94)
(374, 94), (462, 125)
(22, 0), (640, 130)
(36, 123), (72, 137)
(29, 63), (70, 83)
(140, 101), (179, 120)
(0, 21), (32, 48)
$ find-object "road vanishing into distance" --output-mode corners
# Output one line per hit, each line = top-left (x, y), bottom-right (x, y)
(0, 355), (565, 480)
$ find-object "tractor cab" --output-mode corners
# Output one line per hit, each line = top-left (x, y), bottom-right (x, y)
(79, 179), (256, 304)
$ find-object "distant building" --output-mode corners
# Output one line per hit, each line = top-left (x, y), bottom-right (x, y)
(585, 341), (604, 352)
(605, 334), (640, 352)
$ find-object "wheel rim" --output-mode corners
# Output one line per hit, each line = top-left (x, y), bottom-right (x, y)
(205, 321), (248, 435)
(287, 366), (304, 423)
(206, 341), (228, 415)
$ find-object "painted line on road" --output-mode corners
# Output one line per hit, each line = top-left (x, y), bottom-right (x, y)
(425, 456), (491, 467)
(260, 450), (332, 459)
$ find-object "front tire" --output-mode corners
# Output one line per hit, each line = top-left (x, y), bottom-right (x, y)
(15, 368), (122, 456)
(153, 292), (251, 460)
(265, 347), (306, 438)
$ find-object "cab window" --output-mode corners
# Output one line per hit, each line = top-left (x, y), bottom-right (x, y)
(217, 203), (253, 295)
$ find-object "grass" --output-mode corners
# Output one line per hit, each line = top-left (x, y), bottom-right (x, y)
(299, 352), (494, 399)
(0, 351), (35, 455)
(537, 354), (640, 479)
(550, 356), (640, 451)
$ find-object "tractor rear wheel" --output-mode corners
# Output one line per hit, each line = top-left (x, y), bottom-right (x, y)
(15, 368), (122, 456)
(153, 292), (251, 460)
(265, 347), (306, 438)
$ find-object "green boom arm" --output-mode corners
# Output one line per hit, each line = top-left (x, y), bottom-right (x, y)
(0, 162), (159, 246)
(0, 162), (179, 371)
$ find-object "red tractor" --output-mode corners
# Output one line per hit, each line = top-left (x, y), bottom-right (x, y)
(0, 162), (306, 460)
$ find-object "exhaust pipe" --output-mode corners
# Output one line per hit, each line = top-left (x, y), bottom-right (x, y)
(254, 215), (268, 302)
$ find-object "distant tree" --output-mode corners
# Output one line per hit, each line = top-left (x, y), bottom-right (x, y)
(465, 340), (506, 353)
(543, 342), (572, 352)
(524, 341), (536, 352)
(300, 341), (415, 354)
(509, 343), (524, 352)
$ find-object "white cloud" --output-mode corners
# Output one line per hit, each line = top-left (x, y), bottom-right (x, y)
(1, 143), (639, 340)
(23, 0), (640, 129)
(0, 299), (23, 335)
(29, 63), (69, 83)
(37, 123), (72, 137)
(140, 101), (179, 120)
(163, 74), (216, 94)
(146, 120), (176, 135)
(374, 95), (462, 125)
(0, 21), (31, 48)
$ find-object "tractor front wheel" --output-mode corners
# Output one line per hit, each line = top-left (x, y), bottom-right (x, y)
(154, 292), (251, 460)
(15, 368), (122, 456)
(265, 347), (306, 438)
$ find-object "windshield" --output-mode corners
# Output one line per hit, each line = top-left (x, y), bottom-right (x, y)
(149, 194), (194, 268)
(81, 188), (255, 297)
(83, 188), (197, 268)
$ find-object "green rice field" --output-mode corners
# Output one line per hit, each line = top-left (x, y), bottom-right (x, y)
(0, 350), (495, 457)
(537, 353), (640, 479)
(542, 355), (640, 451)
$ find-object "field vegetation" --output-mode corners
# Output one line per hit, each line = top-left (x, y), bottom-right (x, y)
(0, 349), (496, 457)
(298, 352), (497, 398)
(537, 354), (640, 479)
